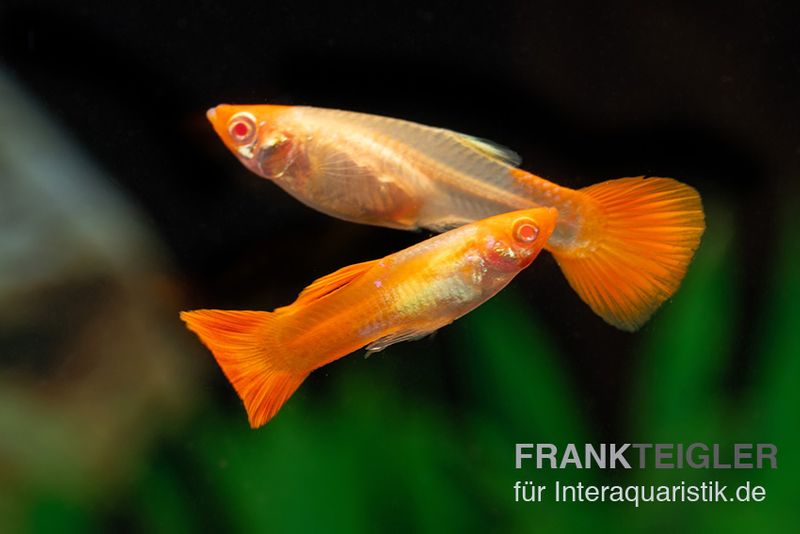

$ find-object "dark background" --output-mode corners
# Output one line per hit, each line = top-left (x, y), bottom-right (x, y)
(1, 1), (798, 531)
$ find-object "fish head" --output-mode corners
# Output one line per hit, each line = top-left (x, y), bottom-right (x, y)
(478, 207), (558, 273)
(207, 104), (298, 179)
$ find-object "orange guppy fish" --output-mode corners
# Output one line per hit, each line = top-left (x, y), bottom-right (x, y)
(182, 208), (556, 427)
(207, 104), (705, 331)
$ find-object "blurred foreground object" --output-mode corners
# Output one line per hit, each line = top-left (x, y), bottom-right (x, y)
(0, 67), (196, 529)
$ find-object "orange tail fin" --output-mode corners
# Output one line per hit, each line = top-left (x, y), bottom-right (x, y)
(550, 177), (705, 331)
(180, 309), (307, 428)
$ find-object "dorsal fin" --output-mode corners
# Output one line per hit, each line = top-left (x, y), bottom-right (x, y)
(275, 259), (379, 313)
(452, 132), (522, 167)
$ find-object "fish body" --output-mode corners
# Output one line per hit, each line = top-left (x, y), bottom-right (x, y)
(181, 207), (557, 427)
(208, 104), (705, 331)
(208, 105), (579, 241)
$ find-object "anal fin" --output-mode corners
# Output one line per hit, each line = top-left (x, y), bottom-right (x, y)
(365, 328), (438, 357)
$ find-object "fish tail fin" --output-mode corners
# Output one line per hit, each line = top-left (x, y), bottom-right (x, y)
(180, 309), (307, 428)
(550, 176), (705, 331)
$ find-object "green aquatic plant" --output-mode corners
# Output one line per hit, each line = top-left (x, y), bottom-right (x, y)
(15, 196), (800, 532)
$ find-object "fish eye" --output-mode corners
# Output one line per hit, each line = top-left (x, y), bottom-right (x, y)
(513, 218), (539, 244)
(227, 112), (257, 145)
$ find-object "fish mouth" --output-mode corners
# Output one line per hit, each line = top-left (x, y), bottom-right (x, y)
(205, 105), (234, 151)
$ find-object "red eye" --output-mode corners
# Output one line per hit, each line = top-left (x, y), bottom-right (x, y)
(513, 219), (539, 244)
(232, 121), (249, 137)
(227, 112), (256, 144)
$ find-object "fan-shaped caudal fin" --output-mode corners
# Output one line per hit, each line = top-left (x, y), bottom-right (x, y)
(180, 309), (307, 428)
(550, 177), (706, 331)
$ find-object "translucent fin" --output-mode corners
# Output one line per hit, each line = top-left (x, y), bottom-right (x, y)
(551, 177), (705, 331)
(423, 217), (473, 233)
(365, 328), (438, 355)
(275, 259), (379, 313)
(180, 309), (308, 428)
(453, 132), (522, 166)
